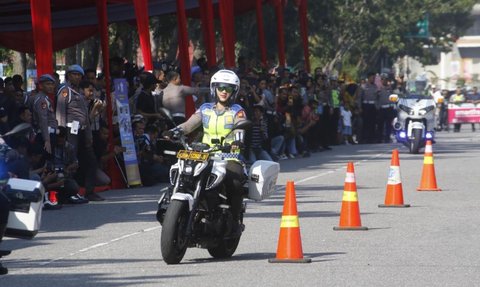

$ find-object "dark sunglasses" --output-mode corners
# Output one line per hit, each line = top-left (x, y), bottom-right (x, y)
(217, 86), (234, 93)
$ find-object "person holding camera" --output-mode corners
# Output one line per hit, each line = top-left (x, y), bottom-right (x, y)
(80, 80), (106, 135)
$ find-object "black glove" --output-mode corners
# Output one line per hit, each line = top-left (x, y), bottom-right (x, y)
(162, 127), (183, 140)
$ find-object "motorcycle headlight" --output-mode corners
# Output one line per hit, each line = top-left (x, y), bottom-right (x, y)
(418, 105), (434, 116)
(399, 104), (412, 114)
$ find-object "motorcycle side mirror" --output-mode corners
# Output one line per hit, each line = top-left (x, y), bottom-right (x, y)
(220, 120), (253, 146)
(389, 94), (399, 103)
(232, 120), (252, 131)
(159, 107), (172, 120)
(0, 123), (31, 138)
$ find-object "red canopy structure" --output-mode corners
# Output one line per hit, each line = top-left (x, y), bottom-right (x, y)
(0, 0), (311, 188)
(0, 0), (310, 75)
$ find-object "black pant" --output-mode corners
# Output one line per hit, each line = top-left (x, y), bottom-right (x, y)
(361, 104), (377, 143)
(224, 161), (245, 221)
(377, 107), (396, 142)
(0, 191), (9, 242)
(319, 105), (332, 148)
(330, 107), (340, 145)
(35, 132), (56, 162)
(68, 129), (97, 195)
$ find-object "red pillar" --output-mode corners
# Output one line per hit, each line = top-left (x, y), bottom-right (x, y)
(199, 0), (217, 68)
(30, 0), (53, 77)
(275, 1), (286, 67)
(255, 0), (267, 67)
(133, 0), (153, 71)
(176, 0), (195, 118)
(219, 0), (236, 69)
(298, 0), (310, 72)
(97, 0), (124, 189)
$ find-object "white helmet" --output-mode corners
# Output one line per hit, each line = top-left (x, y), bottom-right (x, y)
(210, 69), (240, 103)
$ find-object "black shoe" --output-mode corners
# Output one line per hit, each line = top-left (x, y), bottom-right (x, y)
(0, 263), (8, 275)
(0, 250), (11, 257)
(86, 193), (105, 202)
(68, 194), (89, 204)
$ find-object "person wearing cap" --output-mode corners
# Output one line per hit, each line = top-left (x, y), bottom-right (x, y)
(358, 72), (379, 144)
(32, 74), (58, 157)
(55, 64), (103, 201)
(161, 71), (210, 125)
(376, 73), (395, 143)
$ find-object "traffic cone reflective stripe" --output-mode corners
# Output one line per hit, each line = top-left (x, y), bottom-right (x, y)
(334, 162), (368, 231)
(342, 191), (357, 202)
(379, 149), (410, 208)
(417, 140), (441, 191)
(269, 181), (311, 263)
(280, 215), (299, 228)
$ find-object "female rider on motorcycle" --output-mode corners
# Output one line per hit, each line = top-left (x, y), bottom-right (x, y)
(163, 69), (248, 234)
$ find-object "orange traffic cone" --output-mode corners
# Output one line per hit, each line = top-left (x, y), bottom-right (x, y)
(379, 149), (410, 208)
(268, 181), (311, 263)
(334, 162), (368, 230)
(417, 140), (441, 191)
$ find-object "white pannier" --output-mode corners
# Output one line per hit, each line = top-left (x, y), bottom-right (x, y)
(248, 160), (280, 201)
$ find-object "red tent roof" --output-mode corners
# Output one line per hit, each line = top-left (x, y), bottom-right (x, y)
(0, 0), (266, 53)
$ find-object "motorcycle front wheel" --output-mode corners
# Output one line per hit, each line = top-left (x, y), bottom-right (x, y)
(161, 200), (189, 264)
(410, 129), (423, 154)
(207, 235), (241, 259)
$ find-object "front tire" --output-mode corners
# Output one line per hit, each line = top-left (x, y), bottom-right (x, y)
(161, 200), (189, 264)
(410, 129), (422, 154)
(207, 236), (241, 259)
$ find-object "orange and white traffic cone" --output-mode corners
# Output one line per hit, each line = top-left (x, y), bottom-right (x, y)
(379, 149), (410, 208)
(269, 181), (311, 263)
(334, 162), (368, 230)
(417, 140), (441, 191)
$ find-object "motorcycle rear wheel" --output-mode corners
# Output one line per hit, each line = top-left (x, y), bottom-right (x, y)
(161, 200), (189, 264)
(410, 129), (422, 154)
(207, 236), (241, 259)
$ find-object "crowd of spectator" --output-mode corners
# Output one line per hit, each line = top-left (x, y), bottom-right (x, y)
(4, 55), (477, 211)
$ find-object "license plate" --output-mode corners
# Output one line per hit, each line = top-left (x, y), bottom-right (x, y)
(176, 150), (209, 161)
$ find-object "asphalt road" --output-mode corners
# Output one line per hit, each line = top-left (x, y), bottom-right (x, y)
(1, 130), (480, 287)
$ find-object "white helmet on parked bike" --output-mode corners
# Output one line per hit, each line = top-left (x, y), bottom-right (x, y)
(210, 69), (240, 103)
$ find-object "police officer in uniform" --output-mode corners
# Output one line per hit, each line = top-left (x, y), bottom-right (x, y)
(376, 73), (395, 143)
(32, 74), (58, 158)
(359, 72), (379, 143)
(164, 69), (247, 235)
(56, 65), (103, 201)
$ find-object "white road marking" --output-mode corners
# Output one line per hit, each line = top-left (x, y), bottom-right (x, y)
(18, 151), (388, 271)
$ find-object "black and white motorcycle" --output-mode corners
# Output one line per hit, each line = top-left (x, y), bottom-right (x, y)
(156, 120), (279, 264)
(391, 80), (437, 154)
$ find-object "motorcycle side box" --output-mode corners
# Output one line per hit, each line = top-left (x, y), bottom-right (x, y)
(4, 178), (45, 239)
(248, 160), (280, 201)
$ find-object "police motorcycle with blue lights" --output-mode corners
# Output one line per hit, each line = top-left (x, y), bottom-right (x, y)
(391, 76), (436, 154)
(156, 70), (279, 264)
